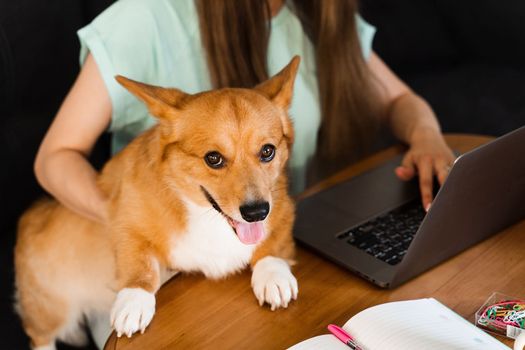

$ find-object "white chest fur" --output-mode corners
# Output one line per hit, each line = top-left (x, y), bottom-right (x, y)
(169, 200), (257, 279)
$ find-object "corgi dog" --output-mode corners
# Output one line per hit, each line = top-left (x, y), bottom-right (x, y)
(15, 57), (300, 350)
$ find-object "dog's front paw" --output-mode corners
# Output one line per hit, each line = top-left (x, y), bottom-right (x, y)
(251, 256), (298, 311)
(110, 288), (155, 338)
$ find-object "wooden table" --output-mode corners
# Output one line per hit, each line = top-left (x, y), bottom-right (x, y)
(105, 134), (523, 349)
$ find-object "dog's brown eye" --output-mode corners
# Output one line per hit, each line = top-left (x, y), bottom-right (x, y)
(260, 144), (276, 162)
(205, 151), (224, 168)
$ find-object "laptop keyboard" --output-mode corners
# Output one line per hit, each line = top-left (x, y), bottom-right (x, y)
(336, 200), (426, 265)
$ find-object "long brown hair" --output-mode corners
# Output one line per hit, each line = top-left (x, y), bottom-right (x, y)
(196, 0), (382, 160)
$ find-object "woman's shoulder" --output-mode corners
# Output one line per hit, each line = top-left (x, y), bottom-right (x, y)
(80, 0), (201, 70)
(354, 14), (376, 60)
(77, 0), (204, 134)
(91, 0), (199, 40)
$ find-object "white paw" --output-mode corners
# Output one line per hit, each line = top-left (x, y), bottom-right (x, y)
(251, 256), (298, 311)
(110, 288), (155, 338)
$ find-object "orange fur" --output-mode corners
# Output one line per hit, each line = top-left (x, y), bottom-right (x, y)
(15, 56), (300, 348)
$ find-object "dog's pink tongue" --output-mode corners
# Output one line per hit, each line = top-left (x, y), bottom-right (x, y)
(234, 221), (265, 245)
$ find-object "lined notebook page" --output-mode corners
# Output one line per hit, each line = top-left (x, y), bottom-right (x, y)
(344, 298), (510, 350)
(287, 335), (348, 350)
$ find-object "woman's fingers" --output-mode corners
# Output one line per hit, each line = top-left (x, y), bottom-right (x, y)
(395, 152), (434, 210)
(398, 146), (455, 211)
(416, 156), (434, 211)
(395, 154), (416, 181)
(434, 157), (451, 186)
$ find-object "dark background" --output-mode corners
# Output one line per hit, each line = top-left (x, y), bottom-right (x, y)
(1, 0), (524, 349)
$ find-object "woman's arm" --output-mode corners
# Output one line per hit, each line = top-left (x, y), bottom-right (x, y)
(34, 54), (112, 223)
(367, 52), (455, 211)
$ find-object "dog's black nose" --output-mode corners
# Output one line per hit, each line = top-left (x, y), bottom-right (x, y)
(239, 201), (270, 222)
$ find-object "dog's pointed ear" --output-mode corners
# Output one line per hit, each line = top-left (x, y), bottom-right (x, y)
(254, 56), (300, 111)
(255, 56), (300, 145)
(115, 75), (188, 120)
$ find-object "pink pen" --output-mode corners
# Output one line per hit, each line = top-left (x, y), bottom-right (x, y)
(327, 324), (363, 350)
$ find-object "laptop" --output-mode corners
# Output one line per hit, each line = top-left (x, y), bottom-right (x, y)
(293, 126), (525, 288)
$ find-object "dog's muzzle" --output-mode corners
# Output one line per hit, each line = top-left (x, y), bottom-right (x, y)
(200, 186), (267, 245)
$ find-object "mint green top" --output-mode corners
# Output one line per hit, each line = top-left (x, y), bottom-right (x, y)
(78, 0), (375, 193)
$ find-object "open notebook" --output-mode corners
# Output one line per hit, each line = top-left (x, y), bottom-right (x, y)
(288, 298), (510, 350)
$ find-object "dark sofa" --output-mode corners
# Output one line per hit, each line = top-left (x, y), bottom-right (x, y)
(361, 0), (525, 134)
(1, 0), (523, 349)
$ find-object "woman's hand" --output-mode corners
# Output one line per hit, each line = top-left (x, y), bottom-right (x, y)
(367, 52), (455, 211)
(395, 127), (456, 211)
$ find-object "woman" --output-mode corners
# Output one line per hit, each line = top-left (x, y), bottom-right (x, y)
(35, 0), (454, 227)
